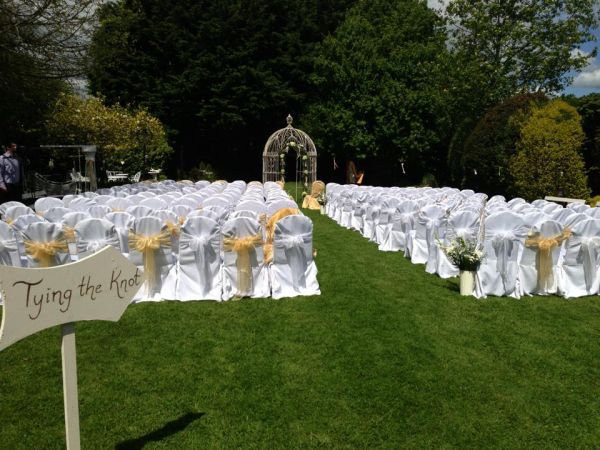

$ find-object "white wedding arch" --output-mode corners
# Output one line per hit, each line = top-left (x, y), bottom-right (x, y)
(262, 115), (317, 188)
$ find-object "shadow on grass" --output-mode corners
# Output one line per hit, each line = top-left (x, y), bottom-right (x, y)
(115, 412), (204, 449)
(443, 278), (460, 293)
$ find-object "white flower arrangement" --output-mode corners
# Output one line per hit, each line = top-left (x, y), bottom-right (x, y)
(438, 236), (484, 271)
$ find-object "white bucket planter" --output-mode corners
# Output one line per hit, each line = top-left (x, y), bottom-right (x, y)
(459, 270), (475, 296)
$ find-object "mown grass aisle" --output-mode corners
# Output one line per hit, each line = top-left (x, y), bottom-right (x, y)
(1, 210), (600, 448)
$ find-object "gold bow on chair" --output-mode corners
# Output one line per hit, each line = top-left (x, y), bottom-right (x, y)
(263, 208), (300, 263)
(223, 233), (263, 295)
(24, 238), (69, 267)
(62, 226), (76, 243)
(128, 230), (171, 293)
(165, 221), (181, 238)
(525, 227), (572, 291)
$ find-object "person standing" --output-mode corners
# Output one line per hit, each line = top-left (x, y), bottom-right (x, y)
(0, 143), (25, 203)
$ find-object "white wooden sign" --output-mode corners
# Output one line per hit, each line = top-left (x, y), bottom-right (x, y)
(0, 246), (142, 350)
(0, 246), (142, 450)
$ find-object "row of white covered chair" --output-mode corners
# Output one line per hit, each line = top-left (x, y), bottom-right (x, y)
(0, 180), (319, 301)
(326, 183), (600, 299)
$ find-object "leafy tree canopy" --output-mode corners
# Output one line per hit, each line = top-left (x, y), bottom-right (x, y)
(88, 0), (356, 179)
(302, 0), (451, 185)
(45, 93), (173, 179)
(460, 92), (548, 196)
(444, 0), (599, 100)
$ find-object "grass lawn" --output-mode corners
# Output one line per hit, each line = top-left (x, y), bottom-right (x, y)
(2, 204), (600, 448)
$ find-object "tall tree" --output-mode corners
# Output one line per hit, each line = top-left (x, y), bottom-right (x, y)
(0, 1), (99, 144)
(303, 0), (451, 185)
(88, 0), (356, 179)
(441, 0), (599, 188)
(459, 92), (547, 196)
(568, 93), (600, 194)
(444, 0), (599, 104)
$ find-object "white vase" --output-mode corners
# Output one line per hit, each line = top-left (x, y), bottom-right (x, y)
(320, 205), (325, 215)
(459, 270), (475, 296)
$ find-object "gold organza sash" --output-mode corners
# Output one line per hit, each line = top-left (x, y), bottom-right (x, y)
(525, 228), (572, 291)
(128, 230), (171, 293)
(223, 233), (263, 295)
(24, 238), (69, 267)
(263, 208), (300, 263)
(165, 221), (181, 237)
(62, 226), (76, 243)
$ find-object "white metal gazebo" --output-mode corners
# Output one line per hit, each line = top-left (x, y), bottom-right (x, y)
(262, 115), (317, 188)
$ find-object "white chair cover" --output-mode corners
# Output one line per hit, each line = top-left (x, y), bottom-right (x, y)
(69, 197), (96, 212)
(221, 217), (269, 300)
(170, 204), (193, 220)
(106, 197), (134, 212)
(4, 205), (35, 223)
(270, 215), (320, 299)
(475, 211), (527, 298)
(88, 204), (112, 218)
(407, 205), (446, 266)
(267, 200), (297, 216)
(105, 211), (135, 254)
(126, 205), (153, 219)
(129, 217), (177, 301)
(43, 206), (71, 223)
(561, 219), (600, 298)
(10, 213), (45, 231)
(140, 197), (169, 210)
(519, 220), (565, 296)
(177, 216), (222, 300)
(34, 197), (63, 214)
(74, 218), (121, 260)
(0, 200), (26, 216)
(21, 222), (70, 267)
(0, 221), (22, 267)
(378, 200), (418, 252)
(436, 210), (480, 279)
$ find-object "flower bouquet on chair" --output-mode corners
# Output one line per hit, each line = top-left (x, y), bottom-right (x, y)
(438, 237), (484, 296)
(317, 193), (326, 214)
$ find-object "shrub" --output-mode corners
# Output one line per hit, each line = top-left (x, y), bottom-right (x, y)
(460, 92), (547, 195)
(510, 99), (589, 201)
(45, 93), (173, 179)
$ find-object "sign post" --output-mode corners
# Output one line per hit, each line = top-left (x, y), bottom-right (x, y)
(0, 246), (142, 449)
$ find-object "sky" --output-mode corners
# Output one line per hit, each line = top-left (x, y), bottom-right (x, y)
(426, 0), (600, 97)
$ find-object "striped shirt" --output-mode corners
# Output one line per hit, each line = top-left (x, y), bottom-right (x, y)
(0, 152), (23, 190)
